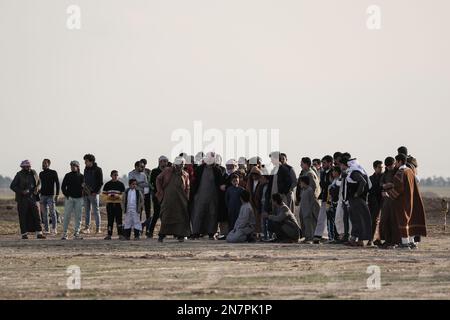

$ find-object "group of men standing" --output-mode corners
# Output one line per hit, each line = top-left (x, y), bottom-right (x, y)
(10, 146), (427, 249)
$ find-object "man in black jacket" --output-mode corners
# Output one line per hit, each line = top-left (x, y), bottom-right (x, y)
(61, 161), (84, 240)
(39, 159), (60, 234)
(147, 155), (169, 238)
(81, 154), (103, 234)
(368, 160), (384, 245)
(10, 160), (45, 240)
(272, 153), (297, 212)
(313, 155), (334, 243)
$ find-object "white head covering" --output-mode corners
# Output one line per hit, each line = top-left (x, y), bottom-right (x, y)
(173, 156), (186, 166)
(204, 152), (216, 165)
(346, 159), (372, 189)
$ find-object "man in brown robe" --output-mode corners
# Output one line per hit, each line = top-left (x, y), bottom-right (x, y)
(390, 154), (427, 249)
(156, 157), (191, 242)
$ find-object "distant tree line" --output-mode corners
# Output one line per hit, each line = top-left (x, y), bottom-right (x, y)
(1, 172), (449, 189)
(0, 175), (12, 188)
(1, 173), (129, 189)
(420, 177), (450, 188)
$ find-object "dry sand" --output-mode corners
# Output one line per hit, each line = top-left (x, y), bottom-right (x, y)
(0, 198), (449, 300)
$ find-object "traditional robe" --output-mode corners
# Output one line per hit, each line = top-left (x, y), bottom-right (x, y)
(225, 185), (245, 230)
(345, 170), (372, 241)
(391, 166), (427, 238)
(226, 202), (255, 243)
(298, 186), (320, 240)
(157, 167), (191, 237)
(10, 169), (42, 234)
(379, 169), (401, 245)
(296, 168), (321, 203)
(191, 164), (223, 235)
(368, 172), (383, 241)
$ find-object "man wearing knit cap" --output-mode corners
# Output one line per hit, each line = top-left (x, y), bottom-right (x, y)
(10, 160), (45, 239)
(61, 161), (85, 240)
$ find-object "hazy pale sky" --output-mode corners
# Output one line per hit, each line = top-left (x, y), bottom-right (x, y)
(0, 0), (449, 179)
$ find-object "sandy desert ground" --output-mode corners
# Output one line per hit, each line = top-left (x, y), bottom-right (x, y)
(0, 197), (449, 300)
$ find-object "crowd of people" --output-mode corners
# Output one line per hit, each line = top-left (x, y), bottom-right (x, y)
(9, 145), (427, 250)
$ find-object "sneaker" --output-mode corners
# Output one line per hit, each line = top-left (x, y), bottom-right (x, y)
(301, 239), (313, 244)
(373, 240), (383, 247)
(81, 228), (90, 234)
(208, 235), (216, 240)
(37, 234), (46, 239)
(96, 228), (102, 234)
(397, 243), (411, 250)
(312, 237), (322, 244)
(104, 235), (112, 240)
(409, 242), (418, 250)
(52, 228), (58, 235)
(345, 239), (364, 247)
(73, 234), (84, 240)
(21, 234), (28, 240)
(158, 236), (164, 243)
(217, 235), (226, 241)
(177, 236), (185, 242)
(43, 230), (51, 235)
(61, 234), (68, 240)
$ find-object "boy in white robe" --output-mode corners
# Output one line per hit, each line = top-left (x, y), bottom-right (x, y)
(122, 179), (144, 240)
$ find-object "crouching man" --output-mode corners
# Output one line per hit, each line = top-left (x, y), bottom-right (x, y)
(263, 193), (301, 243)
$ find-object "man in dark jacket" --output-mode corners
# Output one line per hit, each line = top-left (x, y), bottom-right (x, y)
(10, 160), (46, 239)
(147, 155), (169, 238)
(270, 152), (297, 213)
(368, 160), (384, 245)
(313, 155), (334, 243)
(61, 161), (85, 240)
(39, 159), (60, 234)
(81, 154), (103, 234)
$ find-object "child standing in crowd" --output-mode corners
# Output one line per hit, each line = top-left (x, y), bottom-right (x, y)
(102, 170), (126, 240)
(298, 176), (320, 244)
(226, 190), (256, 243)
(225, 174), (245, 231)
(326, 167), (341, 243)
(122, 179), (144, 240)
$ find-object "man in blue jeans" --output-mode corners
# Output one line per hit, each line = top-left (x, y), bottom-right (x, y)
(39, 159), (60, 234)
(81, 154), (103, 234)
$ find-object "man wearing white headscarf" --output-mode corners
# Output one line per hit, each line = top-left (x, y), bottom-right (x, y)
(340, 155), (372, 246)
(191, 152), (224, 239)
(10, 160), (45, 239)
(156, 156), (191, 242)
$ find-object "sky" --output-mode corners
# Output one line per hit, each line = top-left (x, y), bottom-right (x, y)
(0, 0), (449, 179)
